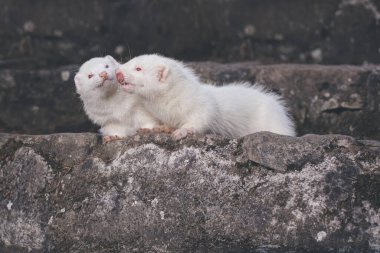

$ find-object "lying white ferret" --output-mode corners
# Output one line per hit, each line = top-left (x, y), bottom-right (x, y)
(116, 54), (296, 140)
(74, 55), (161, 141)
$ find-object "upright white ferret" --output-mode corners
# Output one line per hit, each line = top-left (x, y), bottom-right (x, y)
(74, 55), (160, 140)
(116, 54), (296, 140)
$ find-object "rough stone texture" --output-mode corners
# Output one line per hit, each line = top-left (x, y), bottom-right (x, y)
(1, 63), (379, 140)
(0, 132), (379, 252)
(1, 0), (380, 69)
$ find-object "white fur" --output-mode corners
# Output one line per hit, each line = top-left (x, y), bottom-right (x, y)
(74, 56), (159, 137)
(117, 54), (296, 139)
(203, 83), (296, 138)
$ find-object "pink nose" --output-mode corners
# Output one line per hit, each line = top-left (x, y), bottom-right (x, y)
(116, 70), (125, 84)
(99, 71), (107, 79)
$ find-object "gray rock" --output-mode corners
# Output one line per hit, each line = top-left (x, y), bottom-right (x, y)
(1, 63), (379, 140)
(0, 132), (379, 252)
(1, 0), (380, 68)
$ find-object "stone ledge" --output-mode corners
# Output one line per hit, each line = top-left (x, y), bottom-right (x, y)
(0, 132), (379, 252)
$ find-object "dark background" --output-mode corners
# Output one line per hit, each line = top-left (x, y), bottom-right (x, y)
(0, 0), (379, 139)
(1, 0), (380, 68)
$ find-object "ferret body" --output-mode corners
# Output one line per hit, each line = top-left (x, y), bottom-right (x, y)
(202, 83), (296, 138)
(116, 54), (295, 139)
(74, 55), (160, 138)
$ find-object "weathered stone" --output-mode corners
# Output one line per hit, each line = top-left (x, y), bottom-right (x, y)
(1, 0), (380, 68)
(0, 132), (379, 252)
(1, 63), (379, 140)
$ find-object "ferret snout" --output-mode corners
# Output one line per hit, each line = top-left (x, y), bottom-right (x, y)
(116, 70), (125, 84)
(99, 71), (108, 79)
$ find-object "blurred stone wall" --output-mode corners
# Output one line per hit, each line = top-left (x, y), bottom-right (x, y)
(1, 0), (380, 68)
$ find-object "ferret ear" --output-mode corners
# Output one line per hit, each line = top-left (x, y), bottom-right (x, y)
(105, 55), (118, 65)
(74, 74), (83, 92)
(74, 74), (81, 86)
(157, 65), (170, 82)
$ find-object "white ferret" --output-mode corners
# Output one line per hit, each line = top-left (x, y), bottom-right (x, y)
(74, 55), (160, 140)
(116, 54), (296, 140)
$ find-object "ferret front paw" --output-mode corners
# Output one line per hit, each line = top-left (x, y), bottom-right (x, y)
(153, 125), (175, 134)
(172, 128), (194, 140)
(137, 128), (153, 134)
(102, 135), (122, 143)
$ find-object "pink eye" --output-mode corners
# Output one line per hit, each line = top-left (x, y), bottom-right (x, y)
(88, 74), (94, 79)
(136, 67), (142, 71)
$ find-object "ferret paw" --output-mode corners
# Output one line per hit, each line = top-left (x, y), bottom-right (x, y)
(137, 128), (153, 134)
(172, 128), (194, 140)
(152, 125), (175, 134)
(102, 135), (122, 143)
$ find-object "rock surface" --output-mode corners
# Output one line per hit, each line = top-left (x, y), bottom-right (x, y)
(0, 132), (379, 252)
(1, 63), (379, 140)
(1, 0), (380, 68)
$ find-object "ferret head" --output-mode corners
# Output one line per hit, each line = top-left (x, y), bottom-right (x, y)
(116, 54), (195, 96)
(74, 55), (120, 96)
